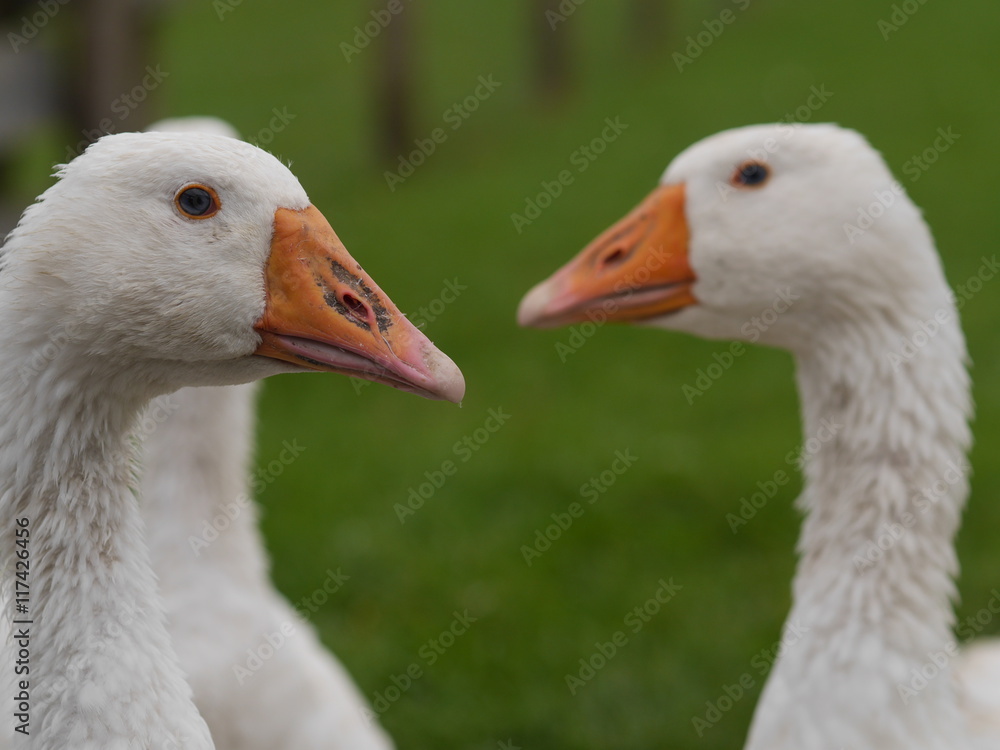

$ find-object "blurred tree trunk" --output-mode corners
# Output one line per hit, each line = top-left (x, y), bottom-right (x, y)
(533, 0), (573, 102)
(628, 0), (672, 53)
(67, 0), (160, 146)
(375, 1), (415, 164)
(1, 0), (165, 236)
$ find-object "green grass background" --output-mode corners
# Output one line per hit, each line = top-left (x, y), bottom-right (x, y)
(16, 0), (1000, 747)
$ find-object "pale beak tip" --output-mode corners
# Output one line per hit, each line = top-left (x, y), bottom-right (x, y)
(517, 281), (554, 328)
(424, 347), (466, 404)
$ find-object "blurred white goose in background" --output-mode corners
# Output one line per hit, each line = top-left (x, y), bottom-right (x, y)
(142, 384), (394, 750)
(0, 130), (462, 749)
(142, 116), (394, 750)
(519, 123), (1000, 749)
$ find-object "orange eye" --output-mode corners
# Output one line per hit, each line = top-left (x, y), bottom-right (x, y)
(730, 161), (770, 189)
(175, 184), (221, 219)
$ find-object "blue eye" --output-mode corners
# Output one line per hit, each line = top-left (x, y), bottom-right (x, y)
(732, 161), (770, 188)
(175, 185), (220, 218)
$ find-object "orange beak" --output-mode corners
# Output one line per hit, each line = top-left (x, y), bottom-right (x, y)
(254, 205), (465, 403)
(517, 183), (697, 328)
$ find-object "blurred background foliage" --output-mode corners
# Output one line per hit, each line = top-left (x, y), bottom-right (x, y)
(2, 0), (999, 747)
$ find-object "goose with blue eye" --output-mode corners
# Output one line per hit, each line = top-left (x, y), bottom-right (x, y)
(176, 185), (221, 217)
(0, 131), (463, 750)
(519, 123), (1000, 749)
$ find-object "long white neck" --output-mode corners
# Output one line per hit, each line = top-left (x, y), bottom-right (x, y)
(142, 384), (270, 593)
(745, 287), (976, 749)
(0, 314), (213, 749)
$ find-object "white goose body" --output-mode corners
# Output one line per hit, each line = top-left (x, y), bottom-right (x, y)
(0, 131), (462, 749)
(142, 384), (393, 750)
(520, 123), (1000, 748)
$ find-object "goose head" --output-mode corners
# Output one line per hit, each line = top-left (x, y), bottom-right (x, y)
(518, 123), (945, 353)
(5, 131), (465, 401)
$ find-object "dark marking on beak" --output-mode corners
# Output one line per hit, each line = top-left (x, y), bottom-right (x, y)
(329, 260), (391, 333)
(322, 289), (371, 330)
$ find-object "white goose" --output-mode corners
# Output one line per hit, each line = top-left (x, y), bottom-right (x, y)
(140, 117), (392, 750)
(142, 383), (393, 750)
(519, 123), (1000, 749)
(0, 131), (463, 749)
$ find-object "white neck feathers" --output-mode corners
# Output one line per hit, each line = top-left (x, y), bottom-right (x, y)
(746, 281), (976, 749)
(0, 302), (213, 749)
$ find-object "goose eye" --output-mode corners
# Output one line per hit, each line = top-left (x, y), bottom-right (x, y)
(731, 161), (770, 188)
(175, 185), (221, 219)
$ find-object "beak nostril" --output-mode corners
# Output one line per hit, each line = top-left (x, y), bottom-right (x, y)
(601, 247), (627, 268)
(341, 292), (371, 325)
